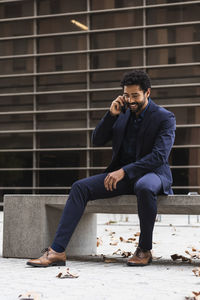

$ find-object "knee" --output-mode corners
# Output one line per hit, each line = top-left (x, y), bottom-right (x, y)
(134, 181), (154, 197)
(71, 179), (90, 198)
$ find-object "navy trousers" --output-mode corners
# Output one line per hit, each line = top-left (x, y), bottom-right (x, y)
(51, 172), (162, 252)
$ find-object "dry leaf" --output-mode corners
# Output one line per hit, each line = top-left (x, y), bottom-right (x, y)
(110, 241), (118, 246)
(171, 253), (191, 263)
(112, 249), (132, 258)
(121, 251), (132, 258)
(18, 292), (40, 300)
(112, 248), (122, 255)
(97, 237), (103, 247)
(192, 268), (200, 277)
(192, 247), (197, 252)
(185, 291), (200, 300)
(134, 232), (140, 237)
(105, 220), (117, 225)
(56, 268), (79, 279)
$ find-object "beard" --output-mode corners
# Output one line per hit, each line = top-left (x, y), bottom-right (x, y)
(128, 96), (147, 114)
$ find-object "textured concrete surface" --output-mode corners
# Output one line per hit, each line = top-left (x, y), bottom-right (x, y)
(1, 212), (200, 300)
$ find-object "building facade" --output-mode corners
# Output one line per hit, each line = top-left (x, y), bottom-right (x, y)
(0, 0), (200, 207)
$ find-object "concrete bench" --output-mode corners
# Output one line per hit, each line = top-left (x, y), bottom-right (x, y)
(3, 194), (200, 259)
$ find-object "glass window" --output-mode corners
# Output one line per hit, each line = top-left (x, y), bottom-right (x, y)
(147, 45), (200, 65)
(172, 168), (200, 188)
(38, 16), (87, 34)
(37, 112), (87, 129)
(37, 74), (87, 92)
(170, 148), (200, 166)
(0, 152), (32, 168)
(91, 10), (143, 30)
(90, 29), (143, 49)
(0, 58), (33, 75)
(0, 96), (33, 112)
(148, 65), (200, 86)
(169, 107), (200, 125)
(37, 93), (87, 110)
(38, 54), (86, 72)
(38, 35), (87, 53)
(91, 0), (141, 10)
(90, 150), (112, 167)
(0, 20), (33, 37)
(90, 91), (120, 108)
(90, 49), (143, 69)
(37, 132), (87, 148)
(90, 111), (108, 128)
(0, 77), (33, 93)
(0, 0), (33, 19)
(0, 133), (33, 149)
(38, 170), (86, 187)
(0, 114), (33, 130)
(38, 0), (87, 15)
(90, 70), (124, 89)
(39, 151), (86, 168)
(147, 25), (200, 45)
(146, 4), (200, 25)
(151, 87), (200, 105)
(0, 171), (32, 186)
(0, 39), (33, 56)
(175, 128), (200, 145)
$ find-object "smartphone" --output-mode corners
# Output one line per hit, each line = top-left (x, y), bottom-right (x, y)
(120, 96), (129, 113)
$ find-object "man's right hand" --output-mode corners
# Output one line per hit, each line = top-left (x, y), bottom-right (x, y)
(110, 95), (125, 116)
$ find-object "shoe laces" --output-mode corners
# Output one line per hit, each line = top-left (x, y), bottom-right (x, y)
(41, 247), (50, 256)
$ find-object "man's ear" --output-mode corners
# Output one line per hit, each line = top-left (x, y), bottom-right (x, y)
(146, 88), (151, 98)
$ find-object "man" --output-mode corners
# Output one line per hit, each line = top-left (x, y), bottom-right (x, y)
(27, 70), (176, 267)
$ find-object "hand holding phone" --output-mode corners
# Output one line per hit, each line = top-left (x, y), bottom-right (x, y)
(110, 95), (128, 116)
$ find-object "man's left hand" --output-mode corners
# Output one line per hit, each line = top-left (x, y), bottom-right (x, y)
(104, 169), (125, 191)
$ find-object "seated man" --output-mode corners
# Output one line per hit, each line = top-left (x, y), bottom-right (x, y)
(27, 70), (176, 267)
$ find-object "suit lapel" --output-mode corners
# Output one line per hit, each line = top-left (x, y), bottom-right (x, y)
(136, 100), (158, 157)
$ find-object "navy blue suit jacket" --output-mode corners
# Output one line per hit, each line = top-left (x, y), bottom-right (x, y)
(92, 99), (176, 195)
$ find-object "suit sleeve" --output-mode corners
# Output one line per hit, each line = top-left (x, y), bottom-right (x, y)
(122, 113), (176, 180)
(92, 111), (118, 146)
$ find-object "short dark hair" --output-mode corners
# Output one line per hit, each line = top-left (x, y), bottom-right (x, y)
(120, 70), (151, 93)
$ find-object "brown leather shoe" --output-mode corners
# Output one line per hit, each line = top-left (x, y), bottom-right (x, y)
(26, 247), (66, 267)
(127, 247), (152, 266)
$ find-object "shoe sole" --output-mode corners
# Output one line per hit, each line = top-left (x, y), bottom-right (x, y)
(26, 261), (66, 268)
(127, 258), (152, 267)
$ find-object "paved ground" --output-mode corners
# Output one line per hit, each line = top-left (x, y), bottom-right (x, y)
(1, 212), (200, 300)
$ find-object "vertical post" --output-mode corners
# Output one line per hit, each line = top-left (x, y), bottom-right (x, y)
(143, 0), (147, 71)
(86, 0), (90, 178)
(32, 0), (37, 194)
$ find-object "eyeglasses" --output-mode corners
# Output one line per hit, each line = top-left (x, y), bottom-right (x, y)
(123, 94), (140, 101)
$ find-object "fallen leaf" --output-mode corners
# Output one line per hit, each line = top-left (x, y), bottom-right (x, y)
(192, 247), (197, 252)
(105, 220), (117, 225)
(97, 237), (103, 247)
(185, 250), (197, 259)
(185, 291), (200, 300)
(112, 249), (122, 255)
(192, 268), (200, 277)
(110, 241), (118, 246)
(56, 268), (79, 279)
(171, 253), (191, 263)
(18, 292), (40, 300)
(134, 232), (140, 237)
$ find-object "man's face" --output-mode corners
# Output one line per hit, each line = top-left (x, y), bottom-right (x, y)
(123, 85), (150, 115)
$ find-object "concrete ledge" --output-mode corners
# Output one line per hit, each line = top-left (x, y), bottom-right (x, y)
(3, 194), (200, 259)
